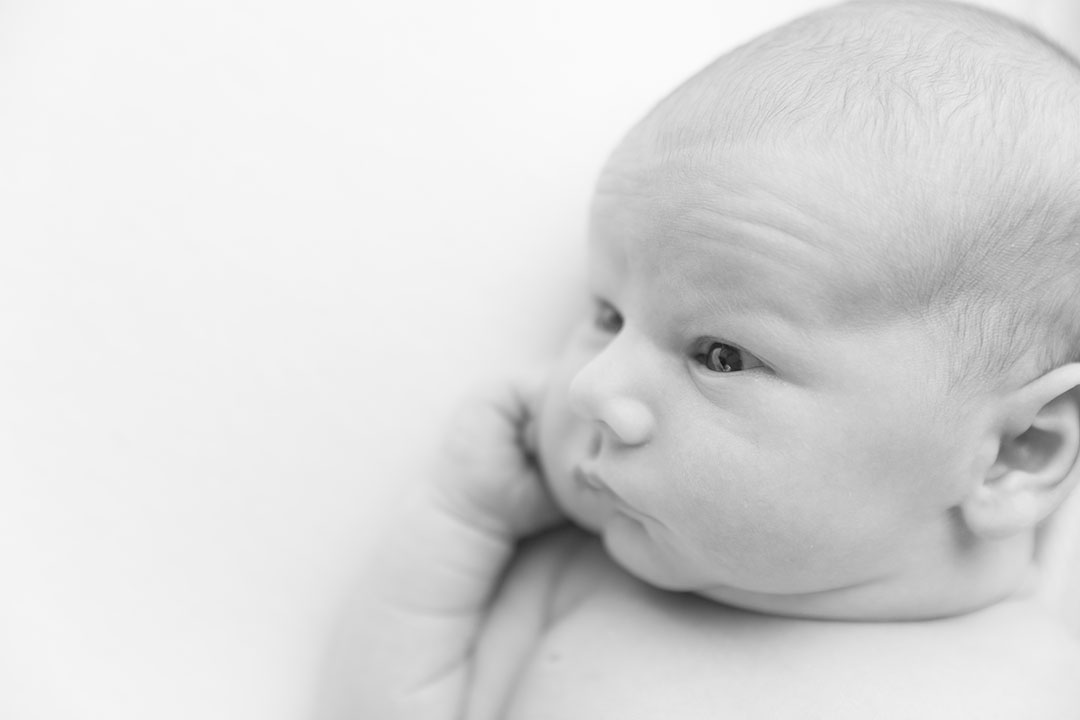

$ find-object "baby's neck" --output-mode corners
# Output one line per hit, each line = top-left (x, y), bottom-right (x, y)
(696, 534), (1037, 622)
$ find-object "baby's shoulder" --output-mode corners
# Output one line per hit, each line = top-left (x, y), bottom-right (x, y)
(478, 531), (1080, 719)
(784, 599), (1080, 719)
(507, 537), (1080, 719)
(910, 599), (1080, 718)
(466, 525), (600, 720)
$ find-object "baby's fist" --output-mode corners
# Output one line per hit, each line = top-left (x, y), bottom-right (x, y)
(436, 377), (564, 540)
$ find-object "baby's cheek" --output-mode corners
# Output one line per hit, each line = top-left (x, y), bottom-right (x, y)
(537, 337), (599, 454)
(536, 381), (589, 505)
(668, 446), (821, 565)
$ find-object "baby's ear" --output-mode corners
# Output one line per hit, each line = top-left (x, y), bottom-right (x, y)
(961, 364), (1080, 539)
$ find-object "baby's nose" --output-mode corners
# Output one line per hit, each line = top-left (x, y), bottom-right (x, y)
(568, 360), (655, 447)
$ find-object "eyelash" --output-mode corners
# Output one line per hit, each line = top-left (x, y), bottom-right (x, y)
(591, 299), (760, 374)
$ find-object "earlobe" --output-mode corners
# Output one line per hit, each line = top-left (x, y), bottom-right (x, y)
(961, 364), (1080, 540)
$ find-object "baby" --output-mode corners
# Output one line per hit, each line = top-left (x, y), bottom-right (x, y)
(331, 1), (1080, 717)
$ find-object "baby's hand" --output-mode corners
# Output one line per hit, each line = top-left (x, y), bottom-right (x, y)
(434, 377), (565, 541)
(330, 378), (565, 720)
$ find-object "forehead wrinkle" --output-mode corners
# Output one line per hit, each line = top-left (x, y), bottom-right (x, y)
(593, 150), (902, 332)
(677, 157), (921, 329)
(601, 146), (855, 257)
(678, 149), (869, 252)
(668, 173), (860, 322)
(674, 223), (839, 330)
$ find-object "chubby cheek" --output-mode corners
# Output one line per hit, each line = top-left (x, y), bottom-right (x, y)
(536, 346), (594, 518)
(663, 434), (795, 567)
(664, 414), (899, 590)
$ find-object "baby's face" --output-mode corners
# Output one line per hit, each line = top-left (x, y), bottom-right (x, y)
(537, 140), (989, 616)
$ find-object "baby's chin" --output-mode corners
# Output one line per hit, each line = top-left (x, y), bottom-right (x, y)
(551, 480), (607, 534)
(555, 490), (696, 591)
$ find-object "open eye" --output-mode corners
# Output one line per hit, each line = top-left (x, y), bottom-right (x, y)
(696, 341), (761, 373)
(593, 299), (623, 334)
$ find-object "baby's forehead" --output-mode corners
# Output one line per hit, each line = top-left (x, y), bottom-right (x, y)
(590, 144), (918, 328)
(595, 137), (885, 248)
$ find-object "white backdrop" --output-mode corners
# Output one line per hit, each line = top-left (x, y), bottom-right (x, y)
(1, 1), (1076, 719)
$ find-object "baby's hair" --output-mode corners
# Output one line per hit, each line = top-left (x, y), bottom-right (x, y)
(635, 0), (1080, 390)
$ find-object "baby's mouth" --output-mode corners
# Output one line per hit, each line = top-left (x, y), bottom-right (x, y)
(569, 465), (617, 525)
(572, 466), (652, 525)
(573, 466), (607, 491)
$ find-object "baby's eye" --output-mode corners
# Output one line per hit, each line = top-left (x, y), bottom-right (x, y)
(593, 300), (624, 334)
(696, 341), (762, 373)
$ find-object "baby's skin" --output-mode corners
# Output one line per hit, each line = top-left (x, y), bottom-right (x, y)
(330, 2), (1080, 718)
(334, 376), (1080, 719)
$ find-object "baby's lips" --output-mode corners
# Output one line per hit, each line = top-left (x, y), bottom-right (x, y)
(574, 466), (606, 491)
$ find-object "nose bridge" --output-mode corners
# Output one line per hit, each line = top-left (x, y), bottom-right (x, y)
(569, 330), (656, 446)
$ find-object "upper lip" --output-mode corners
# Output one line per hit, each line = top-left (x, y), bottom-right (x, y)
(575, 464), (656, 525)
(575, 466), (606, 490)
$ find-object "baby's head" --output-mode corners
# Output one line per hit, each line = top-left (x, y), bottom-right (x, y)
(536, 0), (1080, 620)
